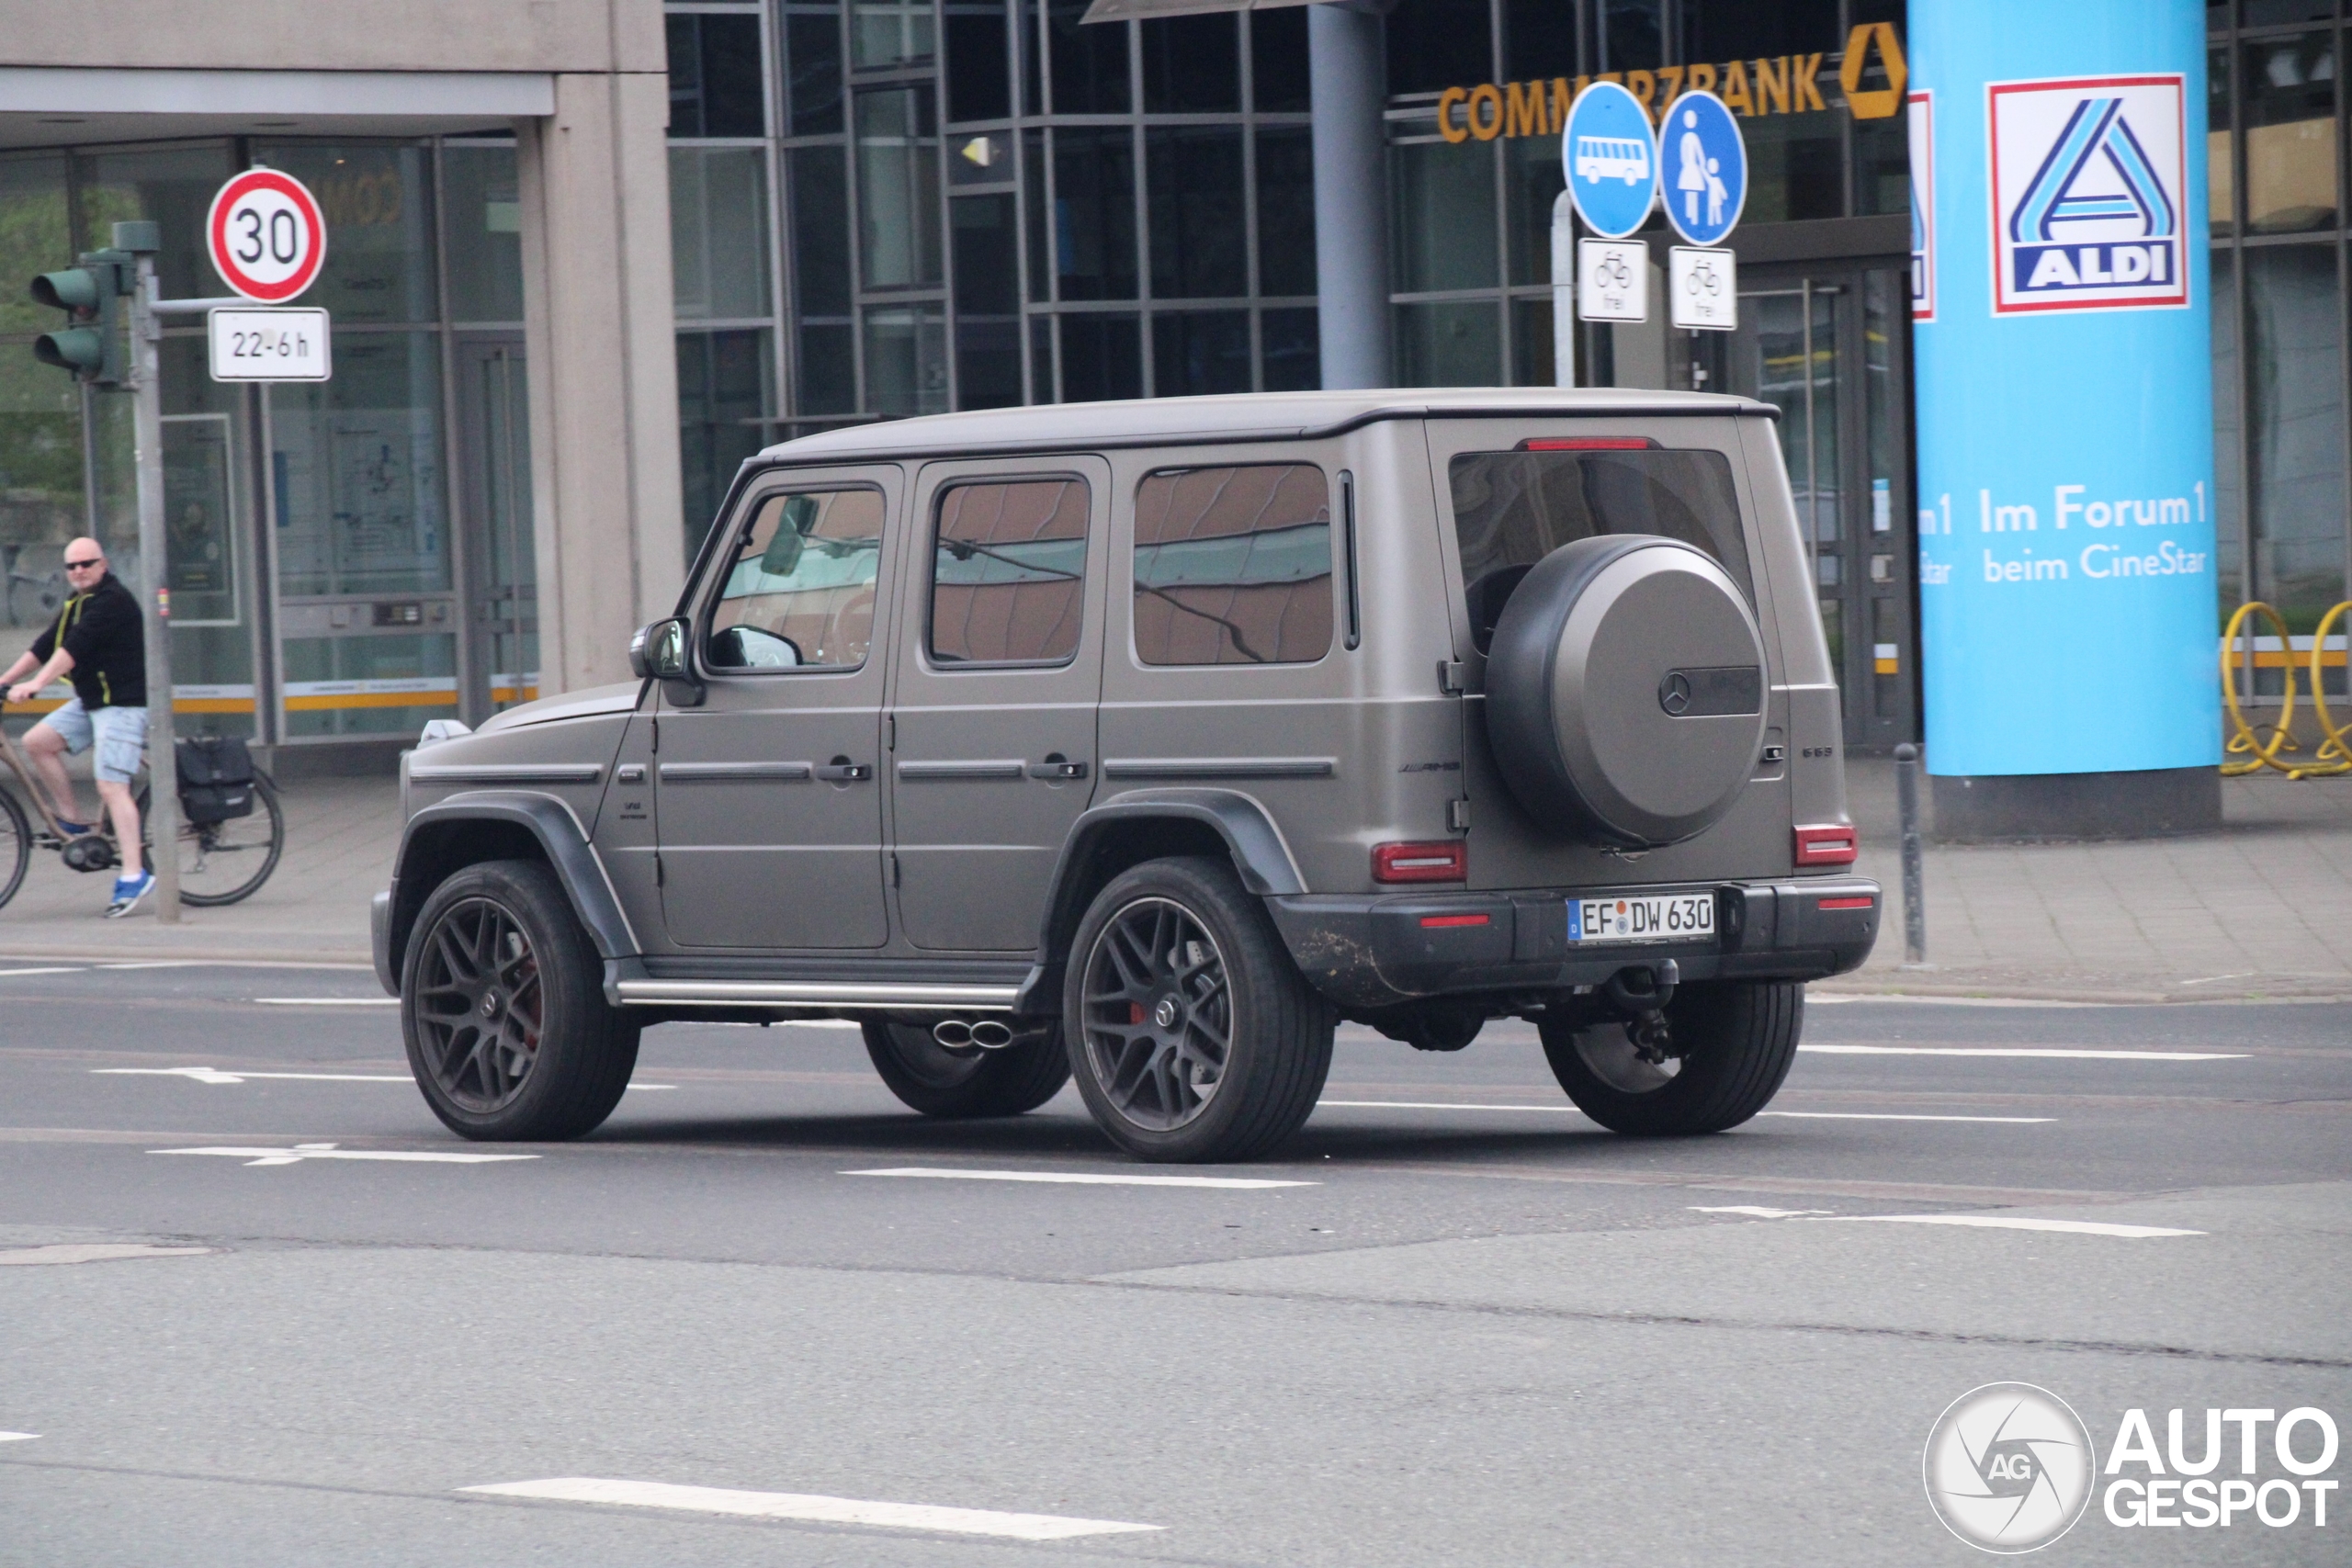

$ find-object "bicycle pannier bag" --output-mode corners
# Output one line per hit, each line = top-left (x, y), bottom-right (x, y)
(176, 736), (256, 825)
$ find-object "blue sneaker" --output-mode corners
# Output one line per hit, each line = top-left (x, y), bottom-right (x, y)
(105, 870), (155, 919)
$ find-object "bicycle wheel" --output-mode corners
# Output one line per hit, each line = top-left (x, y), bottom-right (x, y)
(0, 785), (28, 909)
(136, 774), (284, 907)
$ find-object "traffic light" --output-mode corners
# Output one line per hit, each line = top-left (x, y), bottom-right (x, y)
(30, 249), (132, 385)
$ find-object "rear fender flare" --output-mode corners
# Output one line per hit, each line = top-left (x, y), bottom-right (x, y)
(1014, 788), (1306, 1013)
(383, 792), (639, 991)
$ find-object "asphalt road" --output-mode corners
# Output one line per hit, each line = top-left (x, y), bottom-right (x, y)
(1, 961), (2346, 1565)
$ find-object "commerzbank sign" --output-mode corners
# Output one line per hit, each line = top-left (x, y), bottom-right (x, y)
(1431, 21), (1905, 143)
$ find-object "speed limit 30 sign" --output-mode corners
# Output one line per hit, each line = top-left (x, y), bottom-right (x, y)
(206, 168), (327, 303)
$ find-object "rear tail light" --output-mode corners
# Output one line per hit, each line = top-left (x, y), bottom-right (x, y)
(1793, 824), (1859, 866)
(1520, 436), (1657, 451)
(1373, 840), (1467, 884)
(1419, 912), (1490, 929)
(1816, 896), (1874, 911)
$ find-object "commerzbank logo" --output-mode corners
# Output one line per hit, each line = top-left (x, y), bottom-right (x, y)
(1988, 74), (2189, 316)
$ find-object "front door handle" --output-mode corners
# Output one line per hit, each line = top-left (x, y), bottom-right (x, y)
(1026, 755), (1089, 781)
(815, 758), (873, 783)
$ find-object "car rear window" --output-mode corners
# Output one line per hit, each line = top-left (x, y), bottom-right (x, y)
(1448, 447), (1752, 652)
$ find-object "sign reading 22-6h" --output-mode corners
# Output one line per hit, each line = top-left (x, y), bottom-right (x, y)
(1989, 74), (2188, 315)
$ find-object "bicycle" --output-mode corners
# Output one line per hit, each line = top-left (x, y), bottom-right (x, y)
(0, 711), (284, 910)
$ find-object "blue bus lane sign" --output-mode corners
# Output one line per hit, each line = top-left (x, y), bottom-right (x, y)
(1564, 80), (1659, 240)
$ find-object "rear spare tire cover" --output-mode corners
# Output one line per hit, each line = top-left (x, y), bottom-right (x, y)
(1484, 534), (1767, 847)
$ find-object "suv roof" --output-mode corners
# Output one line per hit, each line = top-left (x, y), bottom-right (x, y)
(755, 387), (1776, 465)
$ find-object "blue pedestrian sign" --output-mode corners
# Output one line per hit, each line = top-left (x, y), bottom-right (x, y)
(1563, 80), (1658, 240)
(1661, 91), (1747, 246)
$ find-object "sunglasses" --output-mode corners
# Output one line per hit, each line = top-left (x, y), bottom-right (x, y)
(63, 558), (103, 570)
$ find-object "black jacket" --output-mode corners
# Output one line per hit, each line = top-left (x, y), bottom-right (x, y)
(29, 570), (146, 710)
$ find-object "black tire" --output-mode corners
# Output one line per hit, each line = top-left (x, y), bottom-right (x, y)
(400, 858), (640, 1141)
(0, 785), (28, 910)
(863, 1017), (1072, 1118)
(137, 775), (285, 907)
(1539, 979), (1803, 1134)
(1063, 856), (1333, 1163)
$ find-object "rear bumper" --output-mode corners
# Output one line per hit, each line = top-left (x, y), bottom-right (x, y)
(1265, 878), (1879, 1009)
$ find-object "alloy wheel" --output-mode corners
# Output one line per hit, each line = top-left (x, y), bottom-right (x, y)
(412, 896), (544, 1112)
(1080, 897), (1232, 1131)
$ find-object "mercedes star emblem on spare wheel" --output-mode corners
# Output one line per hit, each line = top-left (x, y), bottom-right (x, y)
(1659, 671), (1692, 716)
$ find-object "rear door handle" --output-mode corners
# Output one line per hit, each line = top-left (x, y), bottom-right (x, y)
(1026, 755), (1088, 781)
(814, 759), (873, 783)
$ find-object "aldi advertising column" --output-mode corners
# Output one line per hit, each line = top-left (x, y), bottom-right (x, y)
(1911, 0), (2221, 840)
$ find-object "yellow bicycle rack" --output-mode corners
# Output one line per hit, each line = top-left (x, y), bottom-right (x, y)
(2221, 601), (2301, 775)
(2292, 599), (2352, 779)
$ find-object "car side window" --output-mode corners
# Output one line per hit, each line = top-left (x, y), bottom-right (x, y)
(707, 487), (886, 671)
(929, 478), (1090, 665)
(1132, 463), (1332, 666)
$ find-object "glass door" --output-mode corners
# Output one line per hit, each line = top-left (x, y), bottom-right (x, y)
(454, 338), (537, 719)
(1715, 265), (1916, 750)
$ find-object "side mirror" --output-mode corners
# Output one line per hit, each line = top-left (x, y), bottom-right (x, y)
(630, 617), (689, 681)
(628, 617), (704, 706)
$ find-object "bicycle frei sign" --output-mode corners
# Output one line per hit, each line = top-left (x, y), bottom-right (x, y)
(203, 169), (331, 382)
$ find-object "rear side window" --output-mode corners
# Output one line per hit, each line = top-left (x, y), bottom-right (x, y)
(930, 478), (1091, 665)
(709, 486), (886, 670)
(1449, 447), (1752, 651)
(1133, 463), (1332, 666)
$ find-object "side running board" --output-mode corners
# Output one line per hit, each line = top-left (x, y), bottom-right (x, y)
(613, 978), (1022, 1011)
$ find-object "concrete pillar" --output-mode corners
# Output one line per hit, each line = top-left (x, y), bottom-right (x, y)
(1309, 3), (1391, 389)
(515, 64), (685, 697)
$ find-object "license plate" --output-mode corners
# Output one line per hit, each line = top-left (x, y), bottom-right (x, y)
(1568, 892), (1715, 944)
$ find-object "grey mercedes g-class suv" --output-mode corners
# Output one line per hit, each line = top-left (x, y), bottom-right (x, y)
(375, 388), (1877, 1162)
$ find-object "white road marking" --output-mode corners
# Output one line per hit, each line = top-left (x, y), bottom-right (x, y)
(844, 1167), (1315, 1190)
(96, 1066), (674, 1089)
(1822, 1214), (2205, 1238)
(0, 1243), (212, 1266)
(1799, 1045), (2246, 1060)
(1319, 1099), (1576, 1113)
(152, 1143), (537, 1168)
(0, 1432), (37, 1442)
(460, 1477), (1162, 1540)
(0, 967), (84, 977)
(96, 1067), (411, 1085)
(1691, 1205), (1834, 1219)
(253, 997), (400, 1006)
(1758, 1111), (2053, 1123)
(96, 961), (200, 970)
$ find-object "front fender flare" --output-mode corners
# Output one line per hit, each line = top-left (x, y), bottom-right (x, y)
(379, 791), (640, 996)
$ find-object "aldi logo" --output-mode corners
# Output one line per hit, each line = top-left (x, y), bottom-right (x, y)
(1988, 74), (2188, 315)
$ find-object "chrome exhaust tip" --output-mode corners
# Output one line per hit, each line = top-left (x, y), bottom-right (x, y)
(932, 1019), (976, 1049)
(968, 1019), (1014, 1050)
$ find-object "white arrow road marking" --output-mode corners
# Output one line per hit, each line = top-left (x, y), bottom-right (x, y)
(844, 1168), (1315, 1190)
(461, 1478), (1163, 1540)
(1690, 1205), (1835, 1219)
(1800, 1045), (2246, 1060)
(1820, 1214), (2204, 1238)
(0, 1432), (37, 1442)
(152, 1144), (537, 1168)
(0, 1243), (212, 1265)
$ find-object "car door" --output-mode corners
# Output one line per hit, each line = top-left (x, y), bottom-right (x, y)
(888, 457), (1110, 952)
(655, 468), (899, 949)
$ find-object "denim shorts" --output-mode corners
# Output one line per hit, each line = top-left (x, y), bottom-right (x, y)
(38, 697), (149, 784)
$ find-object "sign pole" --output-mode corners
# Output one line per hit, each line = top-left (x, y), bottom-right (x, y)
(122, 234), (181, 922)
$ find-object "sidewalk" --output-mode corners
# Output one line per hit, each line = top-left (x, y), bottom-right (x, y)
(6, 762), (2349, 1002)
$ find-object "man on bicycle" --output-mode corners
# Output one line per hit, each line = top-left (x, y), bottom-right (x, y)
(1, 538), (153, 916)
